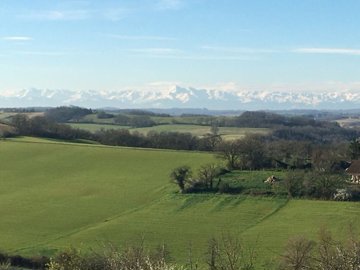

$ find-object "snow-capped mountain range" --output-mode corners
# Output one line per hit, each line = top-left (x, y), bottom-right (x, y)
(0, 86), (359, 110)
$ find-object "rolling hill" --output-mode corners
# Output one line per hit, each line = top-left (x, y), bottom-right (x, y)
(0, 137), (360, 267)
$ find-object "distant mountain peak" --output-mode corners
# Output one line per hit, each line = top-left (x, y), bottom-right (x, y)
(0, 86), (359, 109)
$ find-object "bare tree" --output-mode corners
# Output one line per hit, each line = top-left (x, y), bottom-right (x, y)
(349, 138), (360, 160)
(206, 234), (256, 270)
(283, 170), (304, 198)
(280, 236), (315, 270)
(216, 140), (243, 170)
(315, 227), (360, 270)
(210, 123), (220, 136)
(198, 164), (219, 190)
(217, 135), (269, 170)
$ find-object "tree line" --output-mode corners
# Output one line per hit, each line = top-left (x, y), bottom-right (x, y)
(43, 106), (359, 142)
(7, 113), (360, 171)
(169, 163), (356, 200)
(169, 137), (360, 199)
(7, 114), (219, 151)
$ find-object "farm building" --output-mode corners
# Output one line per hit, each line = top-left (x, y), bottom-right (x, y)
(346, 160), (360, 183)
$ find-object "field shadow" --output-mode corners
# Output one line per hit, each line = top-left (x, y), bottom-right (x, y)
(174, 194), (214, 212)
(212, 196), (246, 212)
(174, 193), (248, 212)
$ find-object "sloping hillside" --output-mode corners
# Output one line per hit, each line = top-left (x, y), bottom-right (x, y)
(0, 138), (359, 267)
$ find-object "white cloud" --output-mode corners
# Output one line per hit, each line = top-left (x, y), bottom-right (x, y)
(293, 48), (360, 55)
(178, 55), (259, 61)
(19, 10), (91, 21)
(108, 34), (176, 41)
(201, 46), (278, 54)
(18, 8), (131, 22)
(202, 46), (360, 56)
(3, 36), (33, 41)
(14, 51), (69, 56)
(128, 47), (184, 56)
(125, 46), (258, 60)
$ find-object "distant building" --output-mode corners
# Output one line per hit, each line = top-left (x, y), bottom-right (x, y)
(346, 160), (360, 183)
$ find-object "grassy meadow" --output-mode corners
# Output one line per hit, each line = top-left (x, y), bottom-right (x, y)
(68, 123), (269, 140)
(0, 138), (360, 267)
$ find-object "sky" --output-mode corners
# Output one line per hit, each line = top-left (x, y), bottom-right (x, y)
(1, 0), (360, 93)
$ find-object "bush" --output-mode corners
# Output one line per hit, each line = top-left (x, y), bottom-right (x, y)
(184, 179), (207, 193)
(345, 184), (360, 201)
(0, 261), (10, 270)
(304, 172), (345, 200)
(333, 188), (352, 201)
(283, 171), (305, 198)
(218, 182), (244, 194)
(45, 106), (92, 123)
(170, 166), (192, 193)
(0, 252), (48, 269)
(279, 229), (360, 270)
(47, 245), (181, 270)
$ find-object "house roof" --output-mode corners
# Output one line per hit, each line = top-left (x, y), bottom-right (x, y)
(346, 160), (360, 174)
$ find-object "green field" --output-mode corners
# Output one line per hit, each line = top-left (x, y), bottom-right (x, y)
(1, 138), (360, 267)
(68, 123), (269, 140)
(80, 113), (215, 126)
(69, 123), (130, 132)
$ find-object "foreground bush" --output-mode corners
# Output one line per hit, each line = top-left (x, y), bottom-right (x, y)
(279, 228), (360, 270)
(47, 244), (183, 270)
(46, 234), (256, 270)
(2, 230), (360, 269)
(0, 252), (48, 269)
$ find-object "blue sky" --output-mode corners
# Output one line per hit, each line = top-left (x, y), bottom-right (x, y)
(1, 0), (360, 92)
